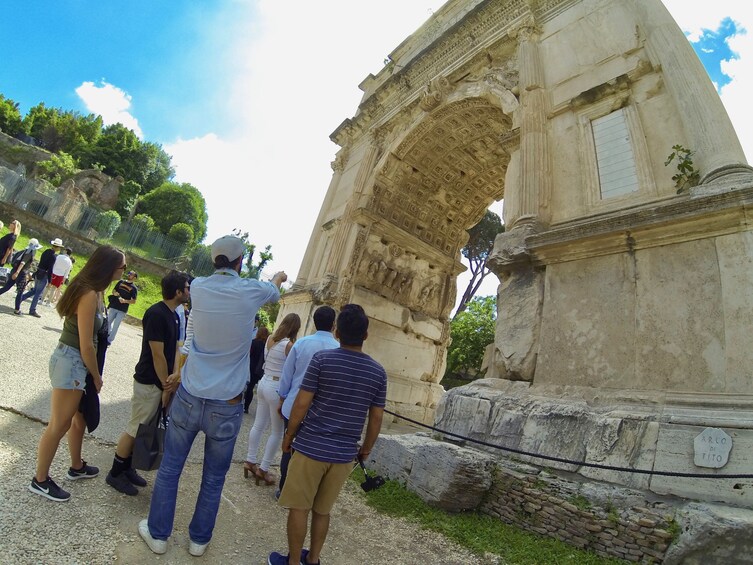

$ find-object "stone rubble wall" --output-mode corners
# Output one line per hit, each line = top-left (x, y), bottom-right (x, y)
(481, 467), (674, 563)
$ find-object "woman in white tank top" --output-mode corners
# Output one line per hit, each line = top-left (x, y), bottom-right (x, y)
(244, 313), (301, 485)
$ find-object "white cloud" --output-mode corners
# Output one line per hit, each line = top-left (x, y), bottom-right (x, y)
(75, 80), (143, 138)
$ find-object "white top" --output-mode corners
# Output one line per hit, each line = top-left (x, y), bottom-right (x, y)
(51, 253), (73, 277)
(175, 304), (186, 342)
(181, 269), (280, 400)
(263, 338), (290, 379)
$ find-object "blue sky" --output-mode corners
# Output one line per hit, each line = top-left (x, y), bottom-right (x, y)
(1, 1), (751, 297)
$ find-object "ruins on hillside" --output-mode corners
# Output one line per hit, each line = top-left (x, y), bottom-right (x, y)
(277, 0), (753, 505)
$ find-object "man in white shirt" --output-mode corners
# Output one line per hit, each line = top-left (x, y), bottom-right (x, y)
(139, 235), (287, 558)
(42, 245), (73, 306)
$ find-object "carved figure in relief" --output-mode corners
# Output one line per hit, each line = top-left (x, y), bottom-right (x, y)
(383, 268), (398, 288)
(366, 259), (379, 280)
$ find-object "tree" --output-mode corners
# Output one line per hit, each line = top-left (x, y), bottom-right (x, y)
(136, 182), (208, 243)
(0, 95), (23, 136)
(22, 102), (57, 143)
(96, 210), (121, 238)
(231, 228), (273, 279)
(35, 152), (77, 186)
(140, 142), (175, 193)
(168, 223), (195, 257)
(445, 295), (496, 380)
(115, 179), (142, 219)
(455, 210), (504, 318)
(81, 123), (147, 184)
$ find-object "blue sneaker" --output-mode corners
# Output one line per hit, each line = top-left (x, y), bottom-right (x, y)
(268, 552), (290, 565)
(67, 460), (99, 480)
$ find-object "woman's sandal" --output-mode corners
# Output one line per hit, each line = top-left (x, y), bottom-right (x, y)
(254, 467), (276, 486)
(243, 461), (258, 479)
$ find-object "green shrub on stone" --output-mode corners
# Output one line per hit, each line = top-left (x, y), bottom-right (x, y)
(96, 210), (121, 238)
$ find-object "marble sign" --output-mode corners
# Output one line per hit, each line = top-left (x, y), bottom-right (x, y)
(693, 427), (733, 468)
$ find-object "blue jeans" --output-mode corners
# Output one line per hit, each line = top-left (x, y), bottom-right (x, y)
(16, 277), (47, 313)
(108, 309), (127, 343)
(147, 385), (243, 544)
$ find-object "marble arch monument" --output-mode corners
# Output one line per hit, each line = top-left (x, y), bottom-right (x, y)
(278, 0), (753, 502)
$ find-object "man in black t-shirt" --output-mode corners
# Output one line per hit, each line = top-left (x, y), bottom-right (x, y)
(106, 271), (190, 496)
(107, 270), (139, 344)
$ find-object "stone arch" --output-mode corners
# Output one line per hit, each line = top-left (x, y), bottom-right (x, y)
(281, 0), (753, 432)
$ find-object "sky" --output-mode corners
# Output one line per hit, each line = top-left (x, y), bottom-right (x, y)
(1, 1), (751, 308)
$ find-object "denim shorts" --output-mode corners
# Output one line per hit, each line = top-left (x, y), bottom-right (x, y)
(49, 343), (87, 390)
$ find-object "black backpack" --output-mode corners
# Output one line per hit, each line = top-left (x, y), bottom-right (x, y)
(11, 249), (29, 269)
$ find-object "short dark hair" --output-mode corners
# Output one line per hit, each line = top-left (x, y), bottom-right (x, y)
(313, 305), (336, 331)
(161, 270), (190, 300)
(213, 255), (242, 270)
(64, 247), (73, 255)
(337, 304), (368, 346)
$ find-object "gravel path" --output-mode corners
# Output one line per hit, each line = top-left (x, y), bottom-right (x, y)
(0, 294), (483, 564)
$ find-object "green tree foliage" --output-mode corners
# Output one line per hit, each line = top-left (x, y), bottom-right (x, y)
(231, 228), (273, 280)
(167, 222), (194, 249)
(21, 103), (102, 155)
(136, 182), (208, 243)
(96, 210), (121, 238)
(189, 244), (213, 276)
(81, 123), (144, 182)
(141, 142), (175, 193)
(115, 179), (142, 219)
(36, 152), (77, 186)
(445, 295), (496, 380)
(455, 210), (504, 318)
(0, 95), (23, 136)
(132, 213), (156, 231)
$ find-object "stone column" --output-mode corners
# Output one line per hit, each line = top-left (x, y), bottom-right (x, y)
(507, 21), (550, 229)
(294, 149), (348, 288)
(323, 133), (382, 276)
(643, 0), (753, 186)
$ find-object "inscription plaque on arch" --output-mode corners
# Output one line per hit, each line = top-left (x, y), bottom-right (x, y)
(693, 427), (732, 469)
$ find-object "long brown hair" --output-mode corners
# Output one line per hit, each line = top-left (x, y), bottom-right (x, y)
(57, 245), (125, 317)
(271, 313), (300, 344)
(255, 326), (270, 342)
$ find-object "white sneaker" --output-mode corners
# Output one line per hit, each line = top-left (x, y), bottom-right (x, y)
(189, 540), (208, 556)
(138, 519), (167, 554)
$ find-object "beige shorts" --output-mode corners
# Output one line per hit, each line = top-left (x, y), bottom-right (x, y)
(278, 451), (354, 515)
(126, 381), (163, 437)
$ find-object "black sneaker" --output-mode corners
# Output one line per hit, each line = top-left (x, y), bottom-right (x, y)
(29, 311), (41, 318)
(106, 471), (138, 496)
(28, 476), (70, 502)
(67, 460), (99, 480)
(123, 467), (147, 487)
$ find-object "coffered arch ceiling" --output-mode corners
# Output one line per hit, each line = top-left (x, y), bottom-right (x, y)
(370, 98), (512, 257)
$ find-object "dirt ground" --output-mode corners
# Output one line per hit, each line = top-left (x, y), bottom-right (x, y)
(0, 294), (485, 564)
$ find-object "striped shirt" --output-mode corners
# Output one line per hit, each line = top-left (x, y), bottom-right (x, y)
(293, 348), (387, 463)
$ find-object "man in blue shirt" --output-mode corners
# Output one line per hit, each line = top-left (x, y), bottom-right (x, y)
(139, 235), (287, 558)
(268, 304), (387, 565)
(276, 305), (339, 496)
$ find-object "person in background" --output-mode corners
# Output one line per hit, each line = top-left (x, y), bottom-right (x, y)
(0, 237), (41, 305)
(106, 271), (190, 496)
(0, 219), (21, 266)
(268, 304), (387, 565)
(107, 270), (138, 344)
(28, 245), (127, 502)
(244, 313), (300, 486)
(15, 237), (63, 317)
(244, 326), (270, 413)
(138, 235), (286, 557)
(275, 305), (338, 498)
(42, 246), (74, 307)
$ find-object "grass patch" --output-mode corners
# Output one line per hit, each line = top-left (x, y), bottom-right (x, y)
(352, 470), (626, 564)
